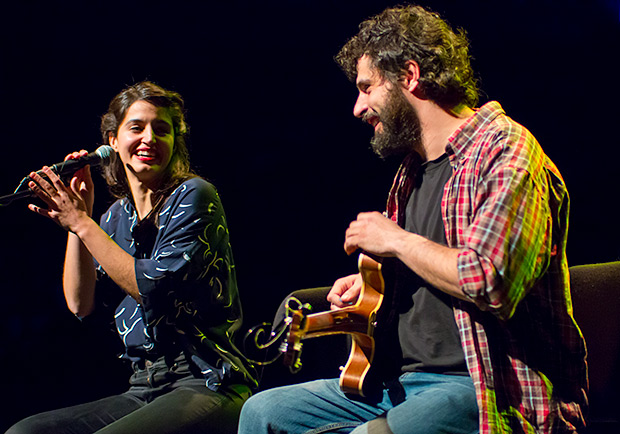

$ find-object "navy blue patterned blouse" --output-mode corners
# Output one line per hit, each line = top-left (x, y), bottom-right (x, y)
(95, 177), (256, 390)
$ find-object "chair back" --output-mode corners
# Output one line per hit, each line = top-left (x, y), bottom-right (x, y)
(570, 262), (620, 433)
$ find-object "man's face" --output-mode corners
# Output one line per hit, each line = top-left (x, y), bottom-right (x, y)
(353, 55), (421, 158)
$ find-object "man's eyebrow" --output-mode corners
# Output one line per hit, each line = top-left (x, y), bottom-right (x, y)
(356, 78), (372, 90)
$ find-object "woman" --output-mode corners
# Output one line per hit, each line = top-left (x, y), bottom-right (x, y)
(7, 82), (256, 434)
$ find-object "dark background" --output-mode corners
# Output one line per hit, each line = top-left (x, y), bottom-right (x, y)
(1, 0), (619, 430)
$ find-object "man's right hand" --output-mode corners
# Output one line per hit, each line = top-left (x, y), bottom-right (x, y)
(327, 273), (362, 309)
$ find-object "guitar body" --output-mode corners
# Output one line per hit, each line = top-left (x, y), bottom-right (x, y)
(282, 253), (388, 398)
(339, 253), (385, 396)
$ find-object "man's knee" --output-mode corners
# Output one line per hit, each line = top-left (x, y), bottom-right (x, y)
(367, 417), (394, 434)
(240, 388), (278, 421)
(238, 390), (283, 434)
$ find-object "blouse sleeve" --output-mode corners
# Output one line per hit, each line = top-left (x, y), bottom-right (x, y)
(135, 178), (239, 342)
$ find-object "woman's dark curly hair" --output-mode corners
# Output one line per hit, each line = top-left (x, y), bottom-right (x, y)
(335, 4), (479, 109)
(100, 81), (194, 200)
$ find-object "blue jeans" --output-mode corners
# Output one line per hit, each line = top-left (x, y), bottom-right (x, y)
(238, 372), (478, 434)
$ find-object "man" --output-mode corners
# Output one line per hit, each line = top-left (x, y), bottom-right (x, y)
(238, 4), (587, 433)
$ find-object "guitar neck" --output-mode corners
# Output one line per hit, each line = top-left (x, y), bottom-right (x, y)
(300, 253), (385, 340)
(303, 307), (374, 339)
(280, 253), (387, 397)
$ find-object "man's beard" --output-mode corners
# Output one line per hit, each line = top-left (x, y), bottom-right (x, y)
(369, 86), (422, 159)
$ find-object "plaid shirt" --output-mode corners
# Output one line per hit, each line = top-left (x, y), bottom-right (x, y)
(386, 102), (587, 433)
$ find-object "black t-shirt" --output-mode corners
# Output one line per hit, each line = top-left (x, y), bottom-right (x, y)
(395, 153), (467, 374)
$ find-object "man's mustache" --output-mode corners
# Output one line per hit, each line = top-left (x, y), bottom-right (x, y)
(362, 110), (380, 125)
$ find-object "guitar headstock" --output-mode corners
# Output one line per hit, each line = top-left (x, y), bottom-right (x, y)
(279, 297), (313, 372)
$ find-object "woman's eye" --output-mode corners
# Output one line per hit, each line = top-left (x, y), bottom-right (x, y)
(154, 127), (171, 136)
(152, 121), (172, 136)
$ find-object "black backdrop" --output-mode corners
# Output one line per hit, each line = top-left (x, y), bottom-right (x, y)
(1, 0), (619, 430)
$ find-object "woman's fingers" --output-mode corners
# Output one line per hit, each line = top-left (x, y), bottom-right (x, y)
(40, 166), (67, 192)
(64, 150), (88, 161)
(28, 166), (73, 210)
(27, 203), (51, 217)
(28, 175), (58, 208)
(29, 170), (54, 195)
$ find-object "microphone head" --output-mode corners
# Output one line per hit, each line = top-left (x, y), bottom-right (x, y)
(94, 145), (114, 164)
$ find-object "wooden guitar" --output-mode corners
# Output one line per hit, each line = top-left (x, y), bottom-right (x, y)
(281, 253), (386, 397)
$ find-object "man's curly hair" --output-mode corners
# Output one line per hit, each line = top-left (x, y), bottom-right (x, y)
(335, 4), (479, 109)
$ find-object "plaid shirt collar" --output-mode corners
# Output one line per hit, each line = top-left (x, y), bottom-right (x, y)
(386, 101), (504, 225)
(446, 101), (505, 163)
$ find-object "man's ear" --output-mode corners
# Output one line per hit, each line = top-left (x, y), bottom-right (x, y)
(402, 60), (421, 94)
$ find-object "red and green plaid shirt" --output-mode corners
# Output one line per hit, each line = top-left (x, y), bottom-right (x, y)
(387, 102), (588, 433)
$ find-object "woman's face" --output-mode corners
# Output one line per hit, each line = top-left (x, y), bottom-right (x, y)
(109, 100), (175, 189)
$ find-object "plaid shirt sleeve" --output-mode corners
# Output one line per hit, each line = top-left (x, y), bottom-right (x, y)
(440, 102), (587, 433)
(454, 123), (554, 321)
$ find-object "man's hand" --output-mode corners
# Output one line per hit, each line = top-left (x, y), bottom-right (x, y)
(343, 211), (466, 301)
(344, 211), (407, 256)
(327, 273), (362, 309)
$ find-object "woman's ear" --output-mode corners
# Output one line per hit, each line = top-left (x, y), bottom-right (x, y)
(109, 133), (118, 152)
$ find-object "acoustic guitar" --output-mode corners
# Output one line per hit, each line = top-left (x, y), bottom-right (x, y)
(280, 253), (387, 397)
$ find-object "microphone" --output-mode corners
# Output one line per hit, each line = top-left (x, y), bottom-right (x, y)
(1, 146), (115, 206)
(45, 145), (114, 177)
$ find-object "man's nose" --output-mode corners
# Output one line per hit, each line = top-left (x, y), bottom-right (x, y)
(353, 93), (367, 118)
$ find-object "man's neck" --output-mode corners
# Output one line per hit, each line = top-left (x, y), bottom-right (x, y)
(416, 101), (475, 161)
